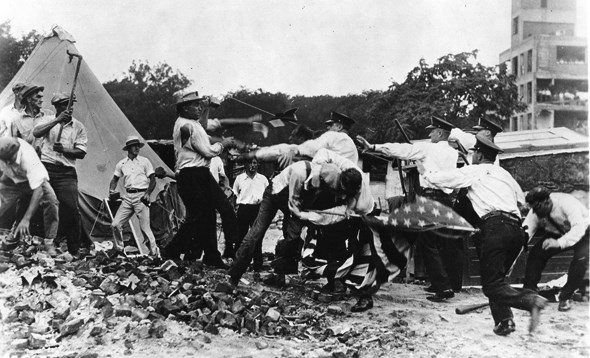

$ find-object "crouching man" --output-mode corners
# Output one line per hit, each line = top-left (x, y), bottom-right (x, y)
(0, 137), (59, 256)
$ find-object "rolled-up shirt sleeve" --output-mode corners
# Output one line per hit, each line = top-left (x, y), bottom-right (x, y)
(20, 145), (49, 190)
(557, 202), (588, 249)
(186, 122), (223, 158)
(74, 123), (88, 153)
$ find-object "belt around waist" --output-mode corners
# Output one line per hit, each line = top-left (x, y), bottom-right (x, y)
(126, 188), (148, 193)
(421, 188), (446, 195)
(481, 210), (521, 223)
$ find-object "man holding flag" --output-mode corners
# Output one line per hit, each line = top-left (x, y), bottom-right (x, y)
(421, 134), (547, 336)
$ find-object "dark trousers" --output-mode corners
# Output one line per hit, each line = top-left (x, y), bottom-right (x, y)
(229, 184), (304, 280)
(524, 228), (589, 301)
(165, 167), (223, 264)
(418, 190), (464, 292)
(236, 203), (262, 267)
(214, 187), (239, 258)
(480, 215), (538, 324)
(44, 163), (91, 254)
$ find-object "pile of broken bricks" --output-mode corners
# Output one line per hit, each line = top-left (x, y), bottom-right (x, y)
(0, 240), (419, 356)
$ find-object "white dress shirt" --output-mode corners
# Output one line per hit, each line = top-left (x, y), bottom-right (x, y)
(114, 155), (154, 189)
(36, 116), (88, 168)
(209, 156), (226, 183)
(423, 163), (525, 218)
(523, 193), (589, 249)
(374, 141), (458, 194)
(173, 117), (223, 170)
(233, 172), (269, 205)
(297, 131), (358, 165)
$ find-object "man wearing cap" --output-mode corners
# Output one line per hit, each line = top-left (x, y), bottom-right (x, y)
(0, 83), (26, 138)
(357, 116), (464, 302)
(33, 92), (92, 256)
(449, 112), (504, 164)
(0, 137), (59, 257)
(278, 112), (358, 168)
(11, 84), (48, 151)
(108, 136), (160, 256)
(229, 149), (372, 287)
(161, 91), (235, 268)
(522, 187), (589, 312)
(422, 134), (547, 336)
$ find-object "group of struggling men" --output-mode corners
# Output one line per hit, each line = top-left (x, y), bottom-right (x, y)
(0, 85), (587, 338)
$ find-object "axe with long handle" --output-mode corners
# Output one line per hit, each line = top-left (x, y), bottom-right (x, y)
(57, 50), (83, 142)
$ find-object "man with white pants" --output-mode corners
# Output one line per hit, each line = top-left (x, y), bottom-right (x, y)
(109, 135), (160, 256)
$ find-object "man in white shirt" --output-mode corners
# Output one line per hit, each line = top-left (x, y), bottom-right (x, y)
(522, 187), (589, 312)
(33, 93), (93, 257)
(229, 150), (372, 287)
(357, 116), (464, 302)
(160, 91), (234, 269)
(12, 84), (48, 152)
(278, 112), (358, 168)
(0, 83), (26, 138)
(422, 134), (547, 336)
(109, 136), (160, 256)
(232, 157), (269, 270)
(0, 138), (59, 257)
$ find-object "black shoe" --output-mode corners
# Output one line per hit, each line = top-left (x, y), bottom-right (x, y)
(529, 295), (547, 333)
(558, 299), (573, 312)
(493, 319), (516, 336)
(321, 280), (347, 294)
(263, 273), (286, 287)
(351, 296), (373, 312)
(424, 285), (436, 293)
(426, 289), (455, 302)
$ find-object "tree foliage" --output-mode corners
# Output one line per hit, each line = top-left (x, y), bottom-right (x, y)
(364, 50), (527, 143)
(0, 21), (40, 91)
(103, 61), (192, 139)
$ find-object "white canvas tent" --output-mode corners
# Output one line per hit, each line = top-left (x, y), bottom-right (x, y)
(0, 26), (182, 241)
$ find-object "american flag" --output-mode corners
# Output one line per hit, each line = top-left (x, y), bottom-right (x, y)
(366, 195), (477, 239)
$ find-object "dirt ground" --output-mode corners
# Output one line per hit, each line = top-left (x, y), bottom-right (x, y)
(0, 227), (588, 358)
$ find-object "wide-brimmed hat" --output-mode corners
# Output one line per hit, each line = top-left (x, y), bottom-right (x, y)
(172, 90), (206, 106)
(51, 92), (77, 106)
(122, 135), (145, 150)
(20, 84), (45, 103)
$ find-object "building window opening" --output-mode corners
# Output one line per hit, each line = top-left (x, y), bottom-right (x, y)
(527, 49), (533, 72)
(512, 56), (518, 76)
(527, 82), (533, 104)
(556, 46), (586, 64)
(512, 17), (519, 35)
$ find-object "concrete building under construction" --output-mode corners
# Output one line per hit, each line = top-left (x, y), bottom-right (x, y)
(499, 0), (588, 135)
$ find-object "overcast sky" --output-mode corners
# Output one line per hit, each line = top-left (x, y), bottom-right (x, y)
(1, 0), (587, 97)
